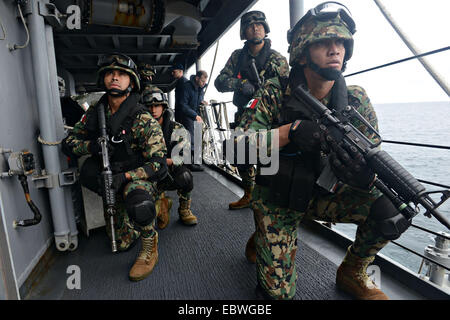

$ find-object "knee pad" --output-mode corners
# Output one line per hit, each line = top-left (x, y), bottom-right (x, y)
(173, 165), (193, 192)
(370, 195), (411, 240)
(125, 189), (156, 226)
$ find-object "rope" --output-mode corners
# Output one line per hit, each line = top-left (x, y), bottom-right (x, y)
(9, 3), (30, 51)
(345, 46), (450, 78)
(0, 13), (6, 40)
(37, 135), (62, 146)
(204, 40), (220, 97)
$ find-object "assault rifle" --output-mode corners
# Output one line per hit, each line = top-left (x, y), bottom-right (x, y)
(98, 104), (118, 253)
(250, 58), (263, 89)
(291, 84), (450, 233)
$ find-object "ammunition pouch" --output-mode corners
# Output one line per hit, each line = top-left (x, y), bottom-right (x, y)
(370, 195), (411, 240)
(79, 156), (102, 196)
(256, 153), (316, 212)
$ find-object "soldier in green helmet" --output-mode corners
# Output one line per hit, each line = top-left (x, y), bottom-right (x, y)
(215, 10), (290, 213)
(141, 87), (198, 228)
(231, 2), (401, 300)
(62, 53), (168, 282)
(138, 62), (159, 93)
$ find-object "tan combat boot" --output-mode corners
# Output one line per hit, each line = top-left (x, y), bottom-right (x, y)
(178, 199), (198, 225)
(336, 246), (389, 300)
(156, 193), (172, 230)
(129, 232), (158, 281)
(245, 232), (256, 264)
(229, 187), (253, 210)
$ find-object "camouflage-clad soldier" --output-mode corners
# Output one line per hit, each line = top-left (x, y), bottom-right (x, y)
(62, 53), (168, 282)
(233, 2), (399, 300)
(215, 11), (289, 211)
(141, 87), (198, 228)
(138, 62), (159, 93)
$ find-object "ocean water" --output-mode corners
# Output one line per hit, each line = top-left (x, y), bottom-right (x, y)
(333, 101), (450, 273)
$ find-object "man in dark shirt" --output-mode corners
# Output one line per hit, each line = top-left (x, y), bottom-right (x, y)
(179, 70), (208, 171)
(170, 63), (189, 123)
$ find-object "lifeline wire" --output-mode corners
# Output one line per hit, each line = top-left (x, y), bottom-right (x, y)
(345, 46), (450, 78)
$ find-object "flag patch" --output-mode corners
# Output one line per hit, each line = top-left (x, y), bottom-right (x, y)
(246, 99), (259, 109)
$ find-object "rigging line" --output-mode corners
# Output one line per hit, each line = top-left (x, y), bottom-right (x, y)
(410, 223), (450, 241)
(204, 40), (219, 97)
(417, 179), (450, 190)
(390, 240), (450, 272)
(372, 0), (450, 97)
(0, 13), (6, 40)
(382, 139), (450, 150)
(344, 46), (450, 78)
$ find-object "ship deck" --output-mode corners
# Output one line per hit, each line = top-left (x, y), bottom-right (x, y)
(24, 168), (425, 300)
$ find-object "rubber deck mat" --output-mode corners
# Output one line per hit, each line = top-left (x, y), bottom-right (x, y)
(26, 171), (350, 300)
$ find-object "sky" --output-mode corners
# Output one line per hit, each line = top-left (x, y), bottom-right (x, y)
(189, 0), (450, 105)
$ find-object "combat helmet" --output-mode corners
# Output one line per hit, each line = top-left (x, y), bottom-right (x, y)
(240, 10), (270, 40)
(141, 87), (169, 108)
(287, 1), (356, 67)
(97, 53), (141, 95)
(138, 62), (157, 79)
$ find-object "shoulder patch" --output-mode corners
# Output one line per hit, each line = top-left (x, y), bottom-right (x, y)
(245, 98), (259, 109)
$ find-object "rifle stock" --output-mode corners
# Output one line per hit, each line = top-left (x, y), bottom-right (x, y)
(292, 84), (450, 231)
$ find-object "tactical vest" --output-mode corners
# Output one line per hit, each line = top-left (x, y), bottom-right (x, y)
(256, 72), (355, 212)
(232, 39), (275, 110)
(85, 93), (148, 174)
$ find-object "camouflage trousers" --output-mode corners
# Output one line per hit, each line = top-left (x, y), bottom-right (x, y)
(155, 173), (191, 201)
(105, 180), (158, 251)
(237, 164), (256, 189)
(251, 184), (390, 300)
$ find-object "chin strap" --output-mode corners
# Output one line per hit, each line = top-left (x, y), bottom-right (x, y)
(106, 85), (132, 97)
(246, 37), (264, 45)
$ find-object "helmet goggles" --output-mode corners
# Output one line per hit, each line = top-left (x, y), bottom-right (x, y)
(98, 53), (137, 70)
(142, 92), (168, 105)
(287, 1), (355, 45)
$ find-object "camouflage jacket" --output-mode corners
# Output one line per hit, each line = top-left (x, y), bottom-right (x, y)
(64, 93), (167, 182)
(214, 40), (289, 93)
(236, 76), (379, 159)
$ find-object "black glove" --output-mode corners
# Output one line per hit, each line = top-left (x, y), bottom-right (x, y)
(328, 143), (375, 189)
(239, 80), (255, 97)
(288, 120), (330, 153)
(111, 173), (128, 192)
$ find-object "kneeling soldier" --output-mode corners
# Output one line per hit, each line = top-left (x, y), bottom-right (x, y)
(142, 87), (198, 227)
(62, 53), (168, 281)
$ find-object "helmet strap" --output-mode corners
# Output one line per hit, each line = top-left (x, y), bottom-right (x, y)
(306, 55), (342, 81)
(247, 37), (264, 45)
(106, 85), (132, 97)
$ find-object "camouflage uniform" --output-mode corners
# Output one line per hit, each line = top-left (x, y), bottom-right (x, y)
(64, 94), (167, 249)
(234, 8), (390, 299)
(214, 17), (289, 196)
(156, 118), (191, 202)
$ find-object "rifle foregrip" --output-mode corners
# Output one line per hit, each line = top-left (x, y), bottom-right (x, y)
(367, 150), (425, 202)
(102, 171), (116, 205)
